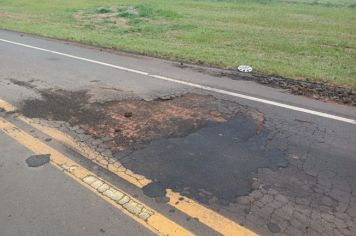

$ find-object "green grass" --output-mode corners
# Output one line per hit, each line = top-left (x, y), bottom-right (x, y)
(0, 0), (355, 87)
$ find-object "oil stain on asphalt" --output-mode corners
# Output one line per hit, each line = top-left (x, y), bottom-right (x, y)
(16, 85), (288, 205)
(25, 154), (51, 167)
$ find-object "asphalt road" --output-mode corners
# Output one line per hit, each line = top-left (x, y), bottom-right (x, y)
(0, 131), (153, 236)
(1, 29), (356, 236)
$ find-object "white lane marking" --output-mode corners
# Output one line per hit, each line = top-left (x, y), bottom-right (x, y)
(1, 38), (355, 125)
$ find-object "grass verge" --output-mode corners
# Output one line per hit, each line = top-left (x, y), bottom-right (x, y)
(0, 0), (355, 87)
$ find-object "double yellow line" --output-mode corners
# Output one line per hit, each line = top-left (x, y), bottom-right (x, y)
(0, 98), (257, 236)
(0, 113), (192, 236)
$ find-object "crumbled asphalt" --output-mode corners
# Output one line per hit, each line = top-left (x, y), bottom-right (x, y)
(175, 62), (356, 105)
(16, 86), (285, 205)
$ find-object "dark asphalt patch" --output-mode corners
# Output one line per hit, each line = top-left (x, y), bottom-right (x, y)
(20, 89), (104, 125)
(122, 117), (287, 205)
(142, 182), (166, 198)
(25, 154), (51, 167)
(9, 79), (37, 90)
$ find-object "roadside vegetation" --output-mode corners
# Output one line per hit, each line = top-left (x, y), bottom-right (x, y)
(0, 0), (355, 87)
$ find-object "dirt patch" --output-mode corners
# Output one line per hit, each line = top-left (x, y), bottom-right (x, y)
(19, 89), (263, 152)
(74, 5), (180, 33)
(0, 11), (28, 21)
(90, 95), (229, 151)
(75, 9), (129, 29)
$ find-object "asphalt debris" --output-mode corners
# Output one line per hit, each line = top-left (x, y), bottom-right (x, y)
(123, 111), (132, 118)
(174, 63), (356, 105)
(45, 138), (52, 142)
(255, 76), (356, 105)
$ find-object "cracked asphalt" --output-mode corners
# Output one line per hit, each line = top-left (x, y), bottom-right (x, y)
(1, 30), (356, 236)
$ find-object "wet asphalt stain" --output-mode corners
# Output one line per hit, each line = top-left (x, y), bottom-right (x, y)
(122, 117), (287, 205)
(20, 89), (104, 125)
(25, 154), (51, 167)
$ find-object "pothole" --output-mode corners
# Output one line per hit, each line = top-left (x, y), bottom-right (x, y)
(19, 89), (262, 152)
(18, 88), (288, 205)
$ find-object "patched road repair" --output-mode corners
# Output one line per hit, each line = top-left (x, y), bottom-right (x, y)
(17, 85), (286, 205)
(1, 30), (356, 236)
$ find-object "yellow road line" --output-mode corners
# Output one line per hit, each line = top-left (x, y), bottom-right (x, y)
(0, 98), (257, 236)
(0, 99), (16, 112)
(0, 116), (193, 236)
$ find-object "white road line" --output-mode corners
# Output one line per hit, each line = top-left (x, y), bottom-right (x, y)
(1, 38), (355, 125)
